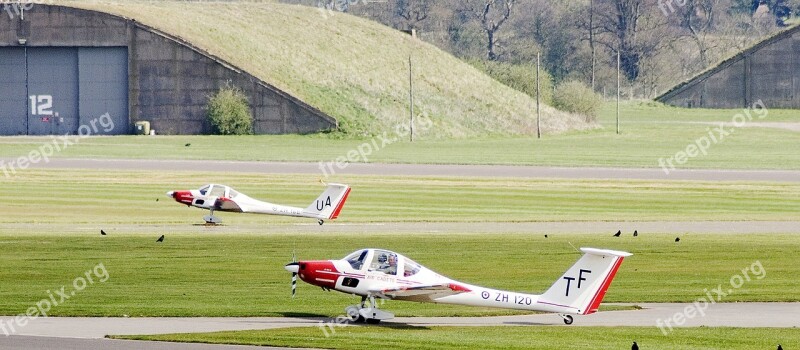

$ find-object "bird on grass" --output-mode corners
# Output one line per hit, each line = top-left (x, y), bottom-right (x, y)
(632, 341), (639, 350)
(100, 230), (107, 236)
(544, 234), (548, 238)
(633, 230), (638, 237)
(613, 230), (621, 237)
(777, 344), (782, 350)
(185, 143), (191, 147)
(156, 235), (165, 243)
(675, 237), (681, 243)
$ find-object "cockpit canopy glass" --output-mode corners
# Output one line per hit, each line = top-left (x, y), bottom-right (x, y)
(209, 185), (226, 197)
(345, 250), (368, 270)
(370, 250), (398, 276)
(198, 185), (210, 196)
(403, 258), (421, 277)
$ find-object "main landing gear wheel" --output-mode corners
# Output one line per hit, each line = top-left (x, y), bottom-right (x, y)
(204, 209), (222, 225)
(203, 216), (222, 225)
(345, 306), (365, 323)
(561, 314), (574, 325)
(344, 296), (392, 324)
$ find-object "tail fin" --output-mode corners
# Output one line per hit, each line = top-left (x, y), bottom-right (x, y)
(303, 183), (351, 220)
(539, 248), (631, 315)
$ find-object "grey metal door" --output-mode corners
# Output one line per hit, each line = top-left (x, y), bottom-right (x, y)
(79, 47), (128, 135)
(0, 48), (28, 135)
(27, 48), (79, 135)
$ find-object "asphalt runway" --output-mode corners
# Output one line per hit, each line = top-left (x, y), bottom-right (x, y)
(7, 158), (800, 182)
(1, 303), (798, 349)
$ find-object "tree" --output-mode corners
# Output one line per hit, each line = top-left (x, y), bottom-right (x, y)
(677, 0), (723, 66)
(462, 0), (516, 60)
(589, 0), (597, 89)
(729, 0), (799, 24)
(395, 0), (431, 32)
(594, 0), (670, 81)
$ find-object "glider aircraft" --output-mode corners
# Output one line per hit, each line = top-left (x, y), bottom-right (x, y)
(167, 183), (350, 225)
(285, 247), (631, 324)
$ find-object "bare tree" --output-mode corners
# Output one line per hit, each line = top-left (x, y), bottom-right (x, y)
(395, 0), (431, 32)
(594, 0), (670, 81)
(463, 0), (516, 60)
(677, 0), (723, 67)
(589, 0), (597, 89)
(576, 0), (600, 88)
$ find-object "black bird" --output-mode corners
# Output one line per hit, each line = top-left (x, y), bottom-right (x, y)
(632, 341), (639, 350)
(777, 344), (782, 350)
(156, 198), (159, 202)
(633, 230), (638, 237)
(100, 230), (107, 236)
(613, 230), (621, 237)
(156, 235), (165, 243)
(544, 234), (548, 238)
(675, 237), (681, 242)
(185, 143), (191, 147)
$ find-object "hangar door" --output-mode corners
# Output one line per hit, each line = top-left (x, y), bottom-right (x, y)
(0, 47), (128, 135)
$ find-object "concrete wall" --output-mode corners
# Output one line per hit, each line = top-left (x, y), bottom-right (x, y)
(0, 5), (336, 134)
(657, 27), (800, 109)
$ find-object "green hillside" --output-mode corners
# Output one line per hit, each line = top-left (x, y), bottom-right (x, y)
(64, 0), (592, 138)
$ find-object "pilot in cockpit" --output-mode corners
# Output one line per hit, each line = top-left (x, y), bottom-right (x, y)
(379, 253), (398, 275)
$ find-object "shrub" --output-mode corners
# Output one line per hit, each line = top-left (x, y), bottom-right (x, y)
(553, 80), (603, 122)
(468, 59), (554, 106)
(207, 84), (253, 135)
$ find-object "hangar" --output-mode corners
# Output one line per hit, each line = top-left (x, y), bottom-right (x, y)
(0, 4), (336, 135)
(657, 25), (800, 109)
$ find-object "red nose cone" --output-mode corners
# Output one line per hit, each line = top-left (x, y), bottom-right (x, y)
(297, 261), (339, 289)
(170, 190), (193, 205)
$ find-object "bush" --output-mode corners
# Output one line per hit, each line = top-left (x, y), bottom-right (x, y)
(553, 80), (603, 122)
(207, 84), (253, 135)
(468, 59), (554, 106)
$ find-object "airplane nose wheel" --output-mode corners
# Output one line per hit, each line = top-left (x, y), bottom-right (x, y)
(560, 314), (574, 325)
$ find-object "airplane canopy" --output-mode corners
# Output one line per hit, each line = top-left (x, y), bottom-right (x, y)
(343, 249), (423, 277)
(198, 184), (241, 199)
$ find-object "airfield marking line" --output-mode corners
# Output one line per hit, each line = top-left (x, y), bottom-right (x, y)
(4, 158), (800, 182)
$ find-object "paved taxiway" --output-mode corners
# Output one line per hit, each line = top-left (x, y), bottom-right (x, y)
(7, 158), (800, 182)
(1, 303), (798, 349)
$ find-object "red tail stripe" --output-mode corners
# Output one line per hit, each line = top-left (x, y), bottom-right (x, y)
(329, 187), (351, 220)
(584, 256), (624, 315)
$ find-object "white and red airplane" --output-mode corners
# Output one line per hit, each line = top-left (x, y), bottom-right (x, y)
(285, 247), (631, 324)
(167, 183), (350, 225)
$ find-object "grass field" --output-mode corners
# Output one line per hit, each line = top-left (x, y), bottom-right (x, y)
(0, 231), (796, 317)
(3, 170), (800, 224)
(1, 102), (797, 169)
(0, 169), (796, 317)
(116, 326), (799, 350)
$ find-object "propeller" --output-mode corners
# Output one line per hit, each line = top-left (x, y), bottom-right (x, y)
(285, 251), (299, 299)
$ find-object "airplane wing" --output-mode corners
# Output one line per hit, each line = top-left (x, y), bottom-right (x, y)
(371, 283), (471, 302)
(214, 197), (244, 212)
